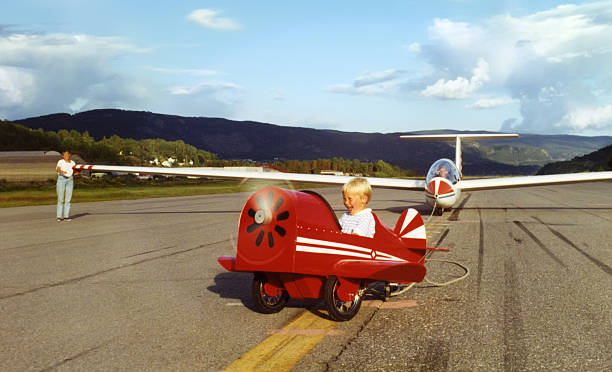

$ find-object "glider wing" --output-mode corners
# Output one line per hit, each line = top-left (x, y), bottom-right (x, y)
(458, 171), (612, 191)
(74, 164), (427, 190)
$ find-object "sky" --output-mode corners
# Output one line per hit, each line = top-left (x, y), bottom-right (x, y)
(1, 0), (612, 136)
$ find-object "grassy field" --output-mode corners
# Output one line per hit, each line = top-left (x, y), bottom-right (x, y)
(0, 177), (328, 208)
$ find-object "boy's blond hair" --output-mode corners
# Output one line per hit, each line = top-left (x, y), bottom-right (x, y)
(342, 177), (372, 203)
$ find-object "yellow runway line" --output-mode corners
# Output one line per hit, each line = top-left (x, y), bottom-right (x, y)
(223, 311), (338, 371)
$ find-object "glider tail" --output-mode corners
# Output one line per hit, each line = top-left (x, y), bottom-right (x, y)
(400, 133), (519, 177)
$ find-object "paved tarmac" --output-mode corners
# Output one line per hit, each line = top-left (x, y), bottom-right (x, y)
(1, 182), (610, 371)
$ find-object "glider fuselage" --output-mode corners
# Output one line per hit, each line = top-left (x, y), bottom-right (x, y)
(424, 158), (462, 210)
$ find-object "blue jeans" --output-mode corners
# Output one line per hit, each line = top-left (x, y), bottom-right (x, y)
(56, 176), (74, 218)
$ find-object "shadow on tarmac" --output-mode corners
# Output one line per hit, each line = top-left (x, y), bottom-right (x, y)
(207, 272), (388, 317)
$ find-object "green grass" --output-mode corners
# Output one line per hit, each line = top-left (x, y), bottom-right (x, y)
(0, 177), (328, 208)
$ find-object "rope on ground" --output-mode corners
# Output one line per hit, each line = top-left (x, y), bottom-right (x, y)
(387, 258), (470, 297)
(387, 200), (470, 297)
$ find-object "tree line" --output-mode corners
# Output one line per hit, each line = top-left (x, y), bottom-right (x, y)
(271, 158), (417, 177)
(0, 120), (417, 177)
(0, 120), (218, 166)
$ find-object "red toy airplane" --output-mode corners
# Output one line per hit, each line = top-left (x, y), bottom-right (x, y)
(217, 186), (446, 321)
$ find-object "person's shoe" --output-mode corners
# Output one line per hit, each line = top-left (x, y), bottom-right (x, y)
(56, 218), (63, 222)
(63, 218), (72, 222)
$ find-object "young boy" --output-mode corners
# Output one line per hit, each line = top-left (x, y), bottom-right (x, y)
(339, 177), (375, 238)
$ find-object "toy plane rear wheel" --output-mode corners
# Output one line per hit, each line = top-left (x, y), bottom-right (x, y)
(252, 273), (289, 314)
(324, 276), (364, 321)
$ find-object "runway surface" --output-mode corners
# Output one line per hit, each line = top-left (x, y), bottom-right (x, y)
(1, 182), (610, 371)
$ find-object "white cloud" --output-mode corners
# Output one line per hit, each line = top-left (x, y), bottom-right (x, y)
(149, 67), (219, 77)
(0, 30), (238, 120)
(0, 33), (145, 65)
(466, 96), (516, 109)
(407, 43), (421, 53)
(68, 97), (88, 113)
(0, 66), (34, 109)
(168, 81), (241, 95)
(326, 69), (406, 96)
(421, 58), (490, 99)
(419, 1), (612, 134)
(187, 9), (241, 31)
(557, 105), (612, 130)
(428, 18), (487, 49)
(0, 32), (153, 118)
(353, 69), (405, 87)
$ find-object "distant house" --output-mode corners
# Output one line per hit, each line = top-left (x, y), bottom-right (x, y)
(320, 170), (345, 176)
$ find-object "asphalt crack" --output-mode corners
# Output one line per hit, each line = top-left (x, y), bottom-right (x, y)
(323, 302), (380, 371)
(532, 216), (611, 275)
(477, 208), (485, 298)
(38, 342), (108, 372)
(503, 256), (527, 372)
(512, 221), (566, 268)
(0, 239), (229, 300)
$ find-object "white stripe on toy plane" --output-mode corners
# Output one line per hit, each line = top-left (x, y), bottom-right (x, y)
(296, 237), (407, 262)
(297, 237), (372, 253)
(296, 245), (372, 259)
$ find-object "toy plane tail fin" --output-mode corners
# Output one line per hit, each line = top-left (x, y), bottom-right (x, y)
(394, 208), (426, 242)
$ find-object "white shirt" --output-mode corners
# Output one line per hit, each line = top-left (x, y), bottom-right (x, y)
(339, 208), (375, 237)
(57, 159), (75, 177)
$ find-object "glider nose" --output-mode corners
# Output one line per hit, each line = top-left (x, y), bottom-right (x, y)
(426, 178), (454, 199)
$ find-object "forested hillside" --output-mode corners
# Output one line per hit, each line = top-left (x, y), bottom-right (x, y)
(0, 120), (218, 165)
(0, 120), (415, 177)
(537, 145), (612, 174)
(15, 109), (545, 175)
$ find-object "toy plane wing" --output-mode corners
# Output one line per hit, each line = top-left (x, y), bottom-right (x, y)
(458, 171), (612, 191)
(74, 164), (427, 190)
(333, 259), (426, 284)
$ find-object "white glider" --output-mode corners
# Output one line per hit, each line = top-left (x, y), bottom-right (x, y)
(74, 133), (612, 212)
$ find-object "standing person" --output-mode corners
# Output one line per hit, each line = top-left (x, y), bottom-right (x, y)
(56, 151), (76, 221)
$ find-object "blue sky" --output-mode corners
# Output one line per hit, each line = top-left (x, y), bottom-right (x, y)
(1, 1), (612, 136)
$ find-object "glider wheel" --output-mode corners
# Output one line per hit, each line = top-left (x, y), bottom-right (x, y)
(324, 276), (364, 321)
(252, 274), (289, 314)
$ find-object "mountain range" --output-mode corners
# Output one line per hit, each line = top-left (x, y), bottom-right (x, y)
(15, 109), (612, 175)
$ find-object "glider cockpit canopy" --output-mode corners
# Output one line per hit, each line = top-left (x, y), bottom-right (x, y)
(426, 158), (460, 184)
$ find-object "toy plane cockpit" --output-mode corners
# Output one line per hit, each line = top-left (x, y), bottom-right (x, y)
(218, 187), (446, 321)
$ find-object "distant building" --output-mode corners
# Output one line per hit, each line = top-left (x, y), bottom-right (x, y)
(320, 170), (345, 176)
(0, 151), (85, 181)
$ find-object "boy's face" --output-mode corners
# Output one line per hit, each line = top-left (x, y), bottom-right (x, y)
(343, 191), (368, 215)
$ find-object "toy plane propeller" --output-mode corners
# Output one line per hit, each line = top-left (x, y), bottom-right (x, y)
(74, 133), (612, 214)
